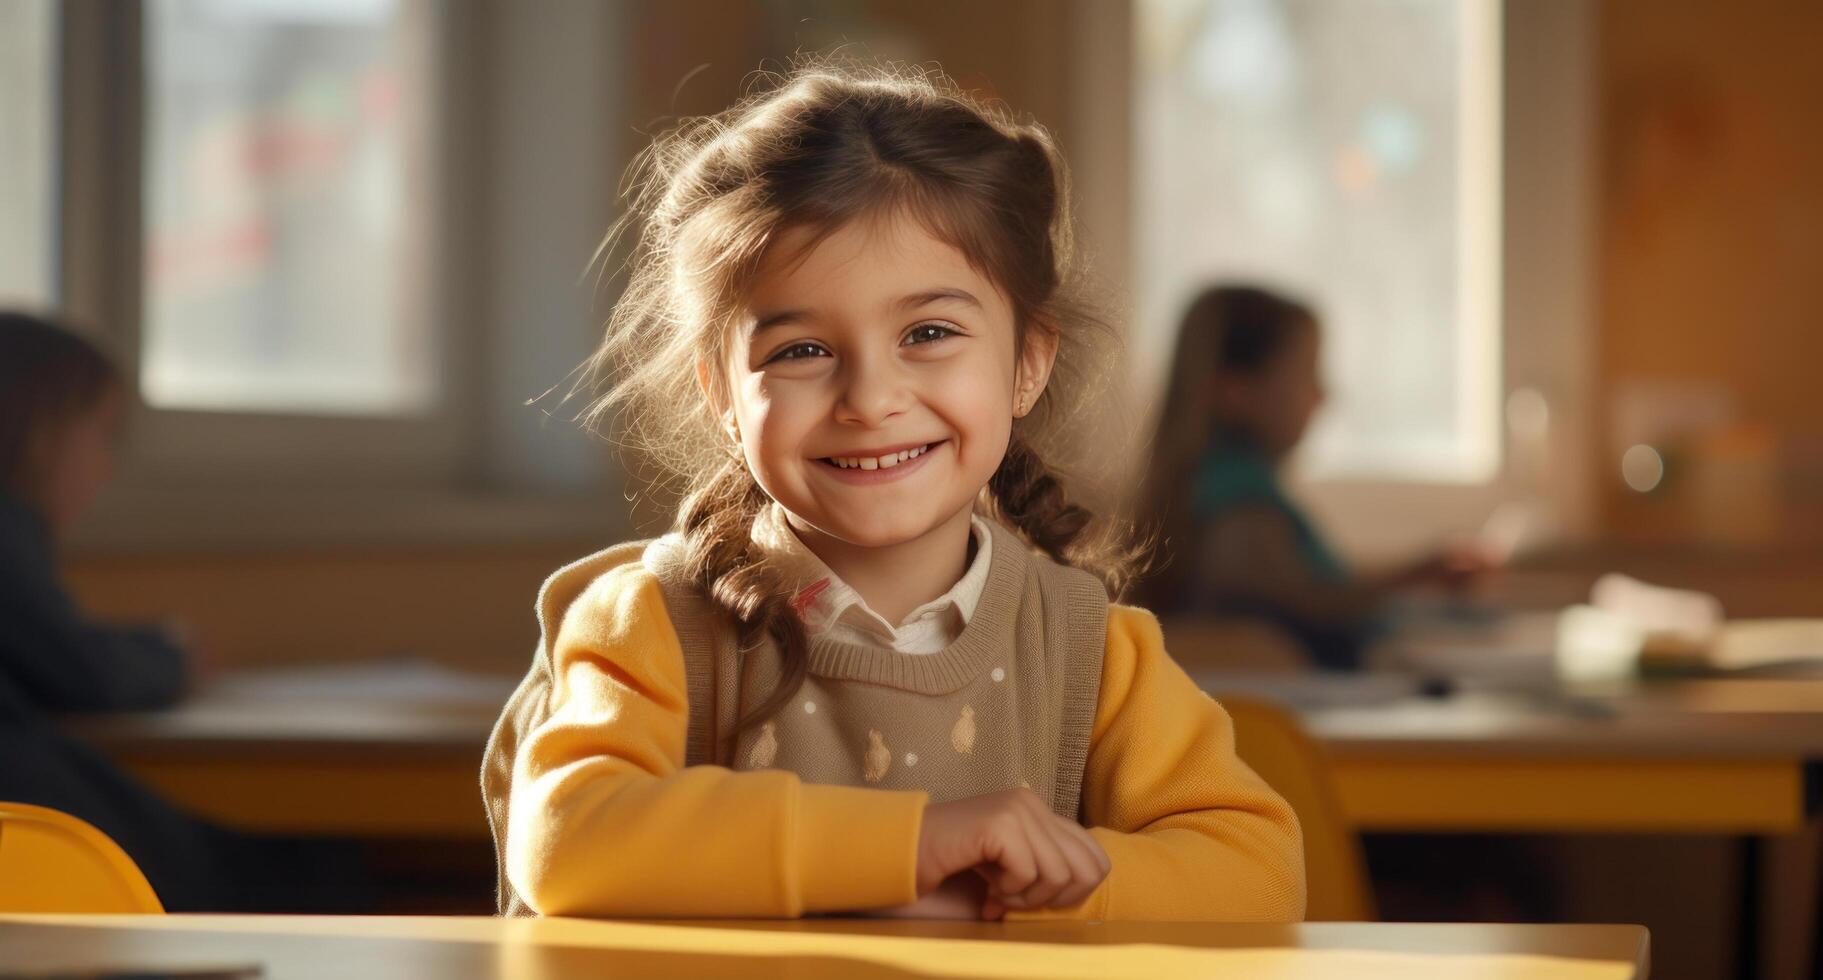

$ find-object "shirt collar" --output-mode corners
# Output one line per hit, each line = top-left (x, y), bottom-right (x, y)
(750, 502), (994, 640)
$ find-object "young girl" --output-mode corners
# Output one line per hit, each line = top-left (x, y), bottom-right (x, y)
(1136, 286), (1489, 670)
(482, 65), (1304, 921)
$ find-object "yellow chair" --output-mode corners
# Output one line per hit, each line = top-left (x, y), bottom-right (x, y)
(1217, 697), (1376, 921)
(0, 802), (164, 913)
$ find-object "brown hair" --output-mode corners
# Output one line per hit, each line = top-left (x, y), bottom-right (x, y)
(0, 311), (123, 511)
(1132, 285), (1316, 612)
(577, 61), (1138, 731)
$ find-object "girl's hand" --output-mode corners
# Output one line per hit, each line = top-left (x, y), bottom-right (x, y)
(916, 788), (1111, 918)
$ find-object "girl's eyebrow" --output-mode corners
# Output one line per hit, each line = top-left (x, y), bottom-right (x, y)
(893, 287), (983, 312)
(747, 287), (983, 338)
(749, 308), (811, 336)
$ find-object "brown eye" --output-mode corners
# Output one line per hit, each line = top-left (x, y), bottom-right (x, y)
(904, 322), (958, 346)
(771, 342), (829, 362)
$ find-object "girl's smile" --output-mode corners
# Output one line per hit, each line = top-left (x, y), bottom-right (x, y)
(813, 439), (947, 483)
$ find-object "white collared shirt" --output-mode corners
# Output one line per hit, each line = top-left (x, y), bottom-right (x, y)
(751, 503), (993, 655)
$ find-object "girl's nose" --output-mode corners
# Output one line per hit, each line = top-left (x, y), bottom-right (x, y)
(835, 352), (911, 427)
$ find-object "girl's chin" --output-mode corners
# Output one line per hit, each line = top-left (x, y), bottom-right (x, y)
(792, 508), (967, 551)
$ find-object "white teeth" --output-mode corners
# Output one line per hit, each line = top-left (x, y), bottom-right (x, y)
(826, 444), (933, 470)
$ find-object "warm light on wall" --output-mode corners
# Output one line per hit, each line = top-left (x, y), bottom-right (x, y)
(1620, 443), (1665, 493)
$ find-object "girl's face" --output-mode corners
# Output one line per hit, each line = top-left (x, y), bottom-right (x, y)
(1219, 323), (1327, 459)
(720, 214), (1054, 551)
(38, 387), (124, 534)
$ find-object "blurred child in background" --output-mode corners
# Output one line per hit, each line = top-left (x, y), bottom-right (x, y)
(1136, 286), (1489, 670)
(0, 312), (195, 711)
(0, 310), (368, 912)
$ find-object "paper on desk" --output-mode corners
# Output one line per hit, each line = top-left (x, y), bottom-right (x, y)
(1709, 619), (1823, 671)
(1587, 575), (1823, 672)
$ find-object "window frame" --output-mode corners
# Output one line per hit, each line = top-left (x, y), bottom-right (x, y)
(51, 1), (634, 553)
(58, 0), (476, 492)
(1073, 0), (1599, 562)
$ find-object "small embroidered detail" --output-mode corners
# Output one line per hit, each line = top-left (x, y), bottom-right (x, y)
(803, 700), (817, 714)
(791, 577), (833, 617)
(990, 667), (1006, 683)
(951, 705), (976, 755)
(905, 752), (919, 766)
(748, 720), (778, 768)
(864, 730), (892, 783)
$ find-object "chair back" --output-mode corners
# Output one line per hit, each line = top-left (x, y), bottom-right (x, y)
(0, 801), (164, 913)
(1219, 697), (1375, 921)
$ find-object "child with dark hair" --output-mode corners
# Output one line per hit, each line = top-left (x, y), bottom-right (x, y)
(0, 312), (193, 712)
(1135, 286), (1489, 670)
(0, 311), (368, 912)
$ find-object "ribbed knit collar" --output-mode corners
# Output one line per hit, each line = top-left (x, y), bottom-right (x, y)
(799, 518), (1030, 695)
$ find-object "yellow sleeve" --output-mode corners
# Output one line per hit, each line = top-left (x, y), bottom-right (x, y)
(1009, 605), (1307, 922)
(505, 561), (927, 917)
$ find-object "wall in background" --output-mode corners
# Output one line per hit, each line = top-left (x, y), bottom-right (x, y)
(65, 545), (581, 673)
(1596, 0), (1823, 549)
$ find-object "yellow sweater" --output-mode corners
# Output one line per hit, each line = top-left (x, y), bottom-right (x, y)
(501, 553), (1306, 921)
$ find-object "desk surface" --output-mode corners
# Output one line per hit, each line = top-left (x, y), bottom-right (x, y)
(0, 915), (1650, 979)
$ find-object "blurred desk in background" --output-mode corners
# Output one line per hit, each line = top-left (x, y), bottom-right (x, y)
(64, 662), (1823, 838)
(1289, 682), (1823, 834)
(1198, 669), (1823, 980)
(65, 661), (515, 838)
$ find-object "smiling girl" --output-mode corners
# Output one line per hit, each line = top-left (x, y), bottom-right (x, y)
(482, 64), (1304, 922)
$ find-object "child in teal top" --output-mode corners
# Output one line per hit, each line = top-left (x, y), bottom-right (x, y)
(1138, 286), (1486, 669)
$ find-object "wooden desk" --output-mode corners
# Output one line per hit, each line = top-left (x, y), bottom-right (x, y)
(66, 664), (514, 837)
(0, 915), (1651, 979)
(1304, 688), (1823, 834)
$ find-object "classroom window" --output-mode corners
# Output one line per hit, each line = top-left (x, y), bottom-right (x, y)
(0, 0), (57, 309)
(141, 0), (436, 416)
(1135, 0), (1502, 483)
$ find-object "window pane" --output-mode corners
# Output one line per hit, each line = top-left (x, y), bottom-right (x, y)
(1135, 0), (1501, 482)
(0, 0), (57, 308)
(143, 0), (435, 416)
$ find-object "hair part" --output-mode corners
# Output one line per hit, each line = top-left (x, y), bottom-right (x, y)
(0, 311), (123, 512)
(574, 59), (1140, 732)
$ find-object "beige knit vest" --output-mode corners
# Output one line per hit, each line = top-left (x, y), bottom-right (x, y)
(482, 518), (1108, 916)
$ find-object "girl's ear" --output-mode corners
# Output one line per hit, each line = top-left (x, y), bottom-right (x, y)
(1013, 317), (1060, 419)
(696, 357), (739, 443)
